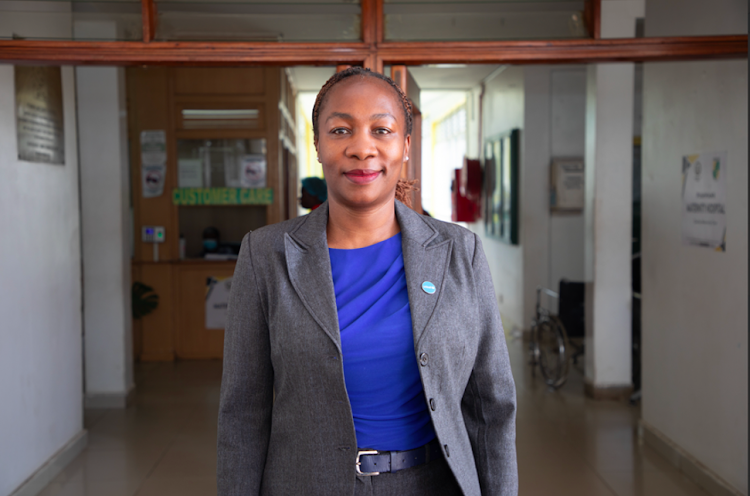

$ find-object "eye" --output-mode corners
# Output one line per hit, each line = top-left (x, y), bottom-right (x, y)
(373, 127), (392, 135)
(330, 127), (350, 135)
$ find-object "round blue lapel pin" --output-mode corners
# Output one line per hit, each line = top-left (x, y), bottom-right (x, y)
(422, 281), (436, 295)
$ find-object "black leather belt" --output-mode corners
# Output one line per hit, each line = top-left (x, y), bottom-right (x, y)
(355, 439), (442, 476)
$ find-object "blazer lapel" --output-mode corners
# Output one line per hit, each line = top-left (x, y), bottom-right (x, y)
(284, 203), (342, 351)
(396, 201), (454, 346)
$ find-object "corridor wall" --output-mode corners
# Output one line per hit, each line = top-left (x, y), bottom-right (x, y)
(641, 59), (748, 495)
(641, 0), (748, 493)
(468, 66), (525, 332)
(75, 20), (134, 409)
(0, 6), (86, 496)
(0, 58), (86, 496)
(467, 65), (586, 332)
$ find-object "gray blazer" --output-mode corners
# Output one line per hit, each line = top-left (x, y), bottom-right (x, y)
(217, 200), (517, 496)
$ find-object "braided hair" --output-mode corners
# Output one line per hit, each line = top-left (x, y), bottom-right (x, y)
(312, 67), (418, 207)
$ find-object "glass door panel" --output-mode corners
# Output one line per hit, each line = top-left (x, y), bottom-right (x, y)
(155, 1), (361, 42)
(384, 0), (587, 41)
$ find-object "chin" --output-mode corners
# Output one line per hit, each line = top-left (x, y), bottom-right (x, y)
(338, 192), (396, 210)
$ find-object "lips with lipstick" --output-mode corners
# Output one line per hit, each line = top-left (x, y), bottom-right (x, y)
(344, 169), (382, 185)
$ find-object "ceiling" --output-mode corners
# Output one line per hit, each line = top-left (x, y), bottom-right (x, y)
(289, 64), (504, 94)
(408, 64), (503, 90)
(288, 66), (337, 92)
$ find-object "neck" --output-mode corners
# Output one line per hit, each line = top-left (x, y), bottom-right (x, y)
(326, 199), (400, 249)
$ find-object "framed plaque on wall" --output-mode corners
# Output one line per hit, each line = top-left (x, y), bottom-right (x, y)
(482, 128), (520, 245)
(15, 66), (65, 165)
(550, 158), (585, 212)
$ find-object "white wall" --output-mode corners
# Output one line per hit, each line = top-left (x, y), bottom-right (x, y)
(583, 62), (635, 387)
(641, 58), (748, 496)
(468, 66), (525, 332)
(75, 21), (134, 407)
(0, 6), (85, 496)
(466, 65), (587, 331)
(0, 47), (85, 496)
(0, 67), (83, 495)
(520, 66), (551, 331)
(548, 68), (586, 313)
(640, 1), (748, 493)
(579, 0), (642, 390)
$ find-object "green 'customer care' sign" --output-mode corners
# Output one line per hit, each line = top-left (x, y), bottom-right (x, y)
(172, 187), (274, 206)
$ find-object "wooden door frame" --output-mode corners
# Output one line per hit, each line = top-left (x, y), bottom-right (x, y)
(0, 0), (745, 68)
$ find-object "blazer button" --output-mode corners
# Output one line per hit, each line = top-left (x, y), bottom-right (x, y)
(419, 353), (429, 366)
(429, 398), (436, 411)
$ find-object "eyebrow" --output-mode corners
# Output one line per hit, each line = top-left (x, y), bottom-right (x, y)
(325, 112), (396, 122)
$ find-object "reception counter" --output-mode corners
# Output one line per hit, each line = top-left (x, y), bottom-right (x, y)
(127, 66), (298, 362)
(133, 260), (237, 361)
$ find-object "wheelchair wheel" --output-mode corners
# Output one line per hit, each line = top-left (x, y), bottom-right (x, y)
(535, 316), (570, 389)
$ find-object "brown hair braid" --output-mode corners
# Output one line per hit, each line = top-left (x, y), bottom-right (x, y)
(395, 178), (419, 208)
(312, 66), (418, 207)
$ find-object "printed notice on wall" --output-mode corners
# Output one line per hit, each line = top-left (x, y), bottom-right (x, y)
(15, 66), (65, 165)
(240, 154), (267, 188)
(206, 276), (232, 330)
(682, 151), (727, 251)
(141, 130), (167, 198)
(178, 158), (203, 188)
(550, 158), (584, 211)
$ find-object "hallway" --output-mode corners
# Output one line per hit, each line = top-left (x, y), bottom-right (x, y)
(38, 339), (709, 496)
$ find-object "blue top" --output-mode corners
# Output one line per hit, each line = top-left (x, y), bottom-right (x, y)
(329, 233), (436, 451)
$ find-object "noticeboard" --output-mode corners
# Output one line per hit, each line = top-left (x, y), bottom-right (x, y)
(15, 66), (65, 165)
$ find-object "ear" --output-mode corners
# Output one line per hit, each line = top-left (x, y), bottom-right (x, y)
(314, 137), (319, 157)
(402, 134), (411, 162)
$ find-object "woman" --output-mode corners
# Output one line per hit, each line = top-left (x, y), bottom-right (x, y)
(217, 67), (517, 496)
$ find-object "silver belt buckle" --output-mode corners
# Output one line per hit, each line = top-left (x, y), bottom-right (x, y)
(355, 449), (380, 476)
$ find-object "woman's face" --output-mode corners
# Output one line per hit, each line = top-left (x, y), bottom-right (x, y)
(315, 77), (410, 211)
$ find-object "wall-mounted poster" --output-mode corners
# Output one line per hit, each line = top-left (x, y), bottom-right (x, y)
(550, 158), (584, 211)
(206, 276), (233, 329)
(15, 66), (65, 165)
(483, 129), (520, 245)
(682, 151), (727, 251)
(240, 154), (267, 188)
(141, 130), (167, 198)
(178, 158), (203, 188)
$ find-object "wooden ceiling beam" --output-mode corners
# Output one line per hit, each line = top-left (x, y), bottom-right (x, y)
(0, 41), (373, 66)
(0, 36), (744, 67)
(378, 36), (747, 65)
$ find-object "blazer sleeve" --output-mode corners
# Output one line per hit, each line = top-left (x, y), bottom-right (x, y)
(217, 232), (274, 496)
(461, 234), (518, 495)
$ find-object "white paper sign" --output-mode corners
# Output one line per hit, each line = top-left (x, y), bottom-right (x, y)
(682, 151), (727, 251)
(240, 154), (267, 188)
(141, 130), (167, 198)
(206, 276), (232, 330)
(550, 158), (584, 211)
(178, 158), (203, 188)
(141, 164), (166, 198)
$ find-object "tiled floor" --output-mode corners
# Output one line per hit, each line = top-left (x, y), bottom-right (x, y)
(38, 338), (709, 496)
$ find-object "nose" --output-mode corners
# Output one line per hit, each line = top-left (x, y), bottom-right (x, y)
(345, 129), (377, 161)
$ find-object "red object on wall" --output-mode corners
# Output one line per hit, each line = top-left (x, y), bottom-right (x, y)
(460, 157), (482, 202)
(452, 168), (480, 222)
